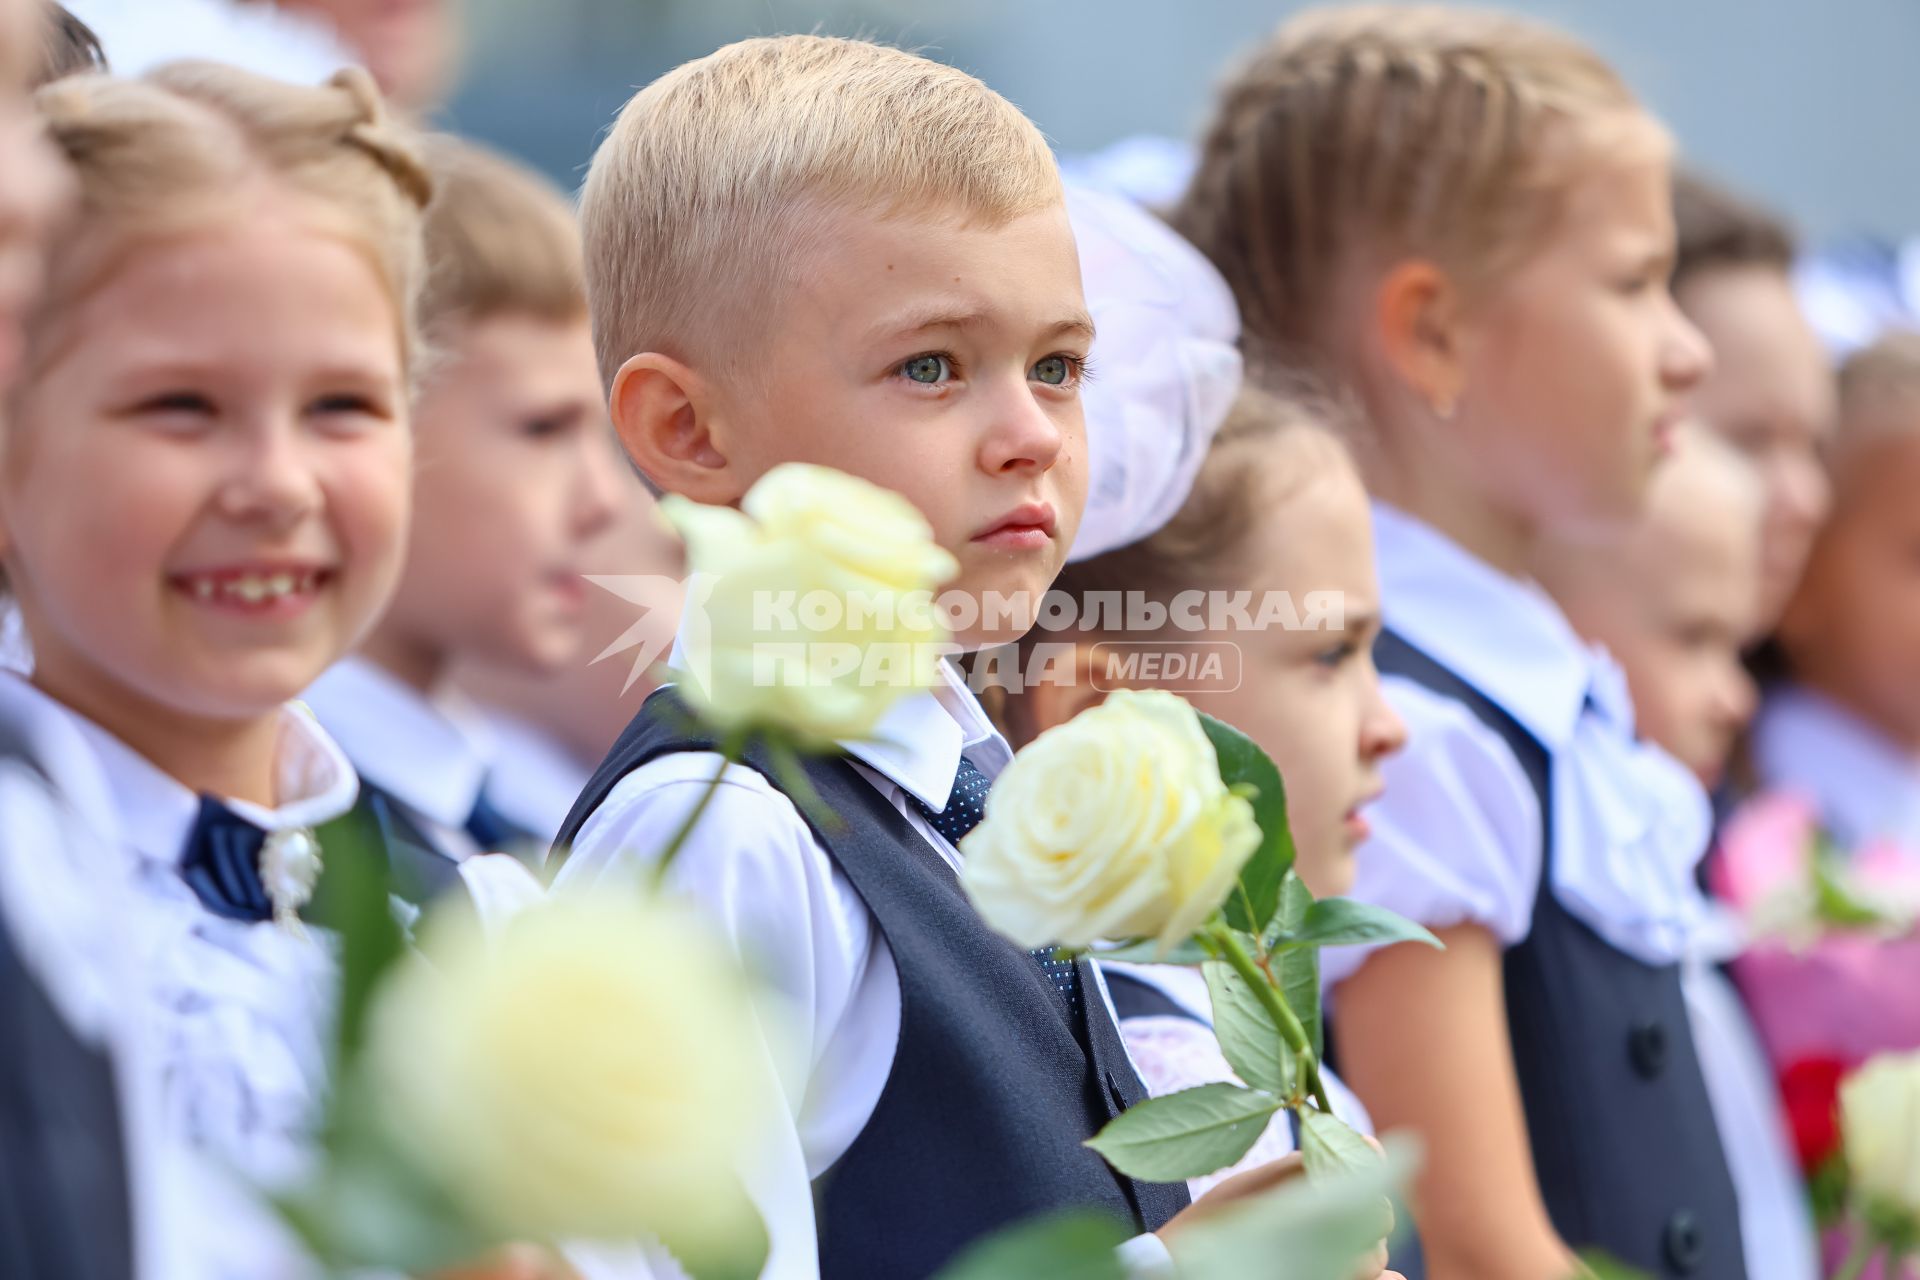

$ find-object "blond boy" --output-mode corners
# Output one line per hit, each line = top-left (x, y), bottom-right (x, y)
(549, 35), (1347, 1280)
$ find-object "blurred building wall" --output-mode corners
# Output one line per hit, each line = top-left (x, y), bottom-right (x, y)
(446, 0), (1920, 242)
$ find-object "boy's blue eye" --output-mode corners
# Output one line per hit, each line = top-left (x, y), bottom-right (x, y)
(1032, 355), (1075, 386)
(901, 354), (952, 385)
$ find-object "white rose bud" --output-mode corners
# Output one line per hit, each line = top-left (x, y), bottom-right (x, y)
(1842, 1049), (1920, 1218)
(663, 463), (959, 745)
(363, 897), (770, 1251)
(961, 689), (1261, 954)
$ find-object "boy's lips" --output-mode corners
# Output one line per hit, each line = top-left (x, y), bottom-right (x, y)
(168, 561), (335, 617)
(971, 502), (1057, 551)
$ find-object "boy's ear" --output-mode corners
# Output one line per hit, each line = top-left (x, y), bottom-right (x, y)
(609, 352), (743, 506)
(1021, 641), (1110, 737)
(1374, 259), (1470, 423)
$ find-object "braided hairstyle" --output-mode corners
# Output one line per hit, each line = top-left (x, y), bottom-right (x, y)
(1175, 5), (1656, 382)
(28, 61), (432, 372)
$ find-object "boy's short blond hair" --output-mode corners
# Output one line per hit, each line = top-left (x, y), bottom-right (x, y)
(418, 133), (585, 335)
(580, 34), (1062, 385)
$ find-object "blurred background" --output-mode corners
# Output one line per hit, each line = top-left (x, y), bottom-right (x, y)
(446, 0), (1920, 242)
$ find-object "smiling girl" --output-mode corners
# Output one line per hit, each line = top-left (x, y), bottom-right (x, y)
(0, 60), (428, 1258)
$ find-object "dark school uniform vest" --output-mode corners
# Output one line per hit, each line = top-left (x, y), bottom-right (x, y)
(1372, 629), (1746, 1280)
(553, 690), (1191, 1279)
(0, 735), (136, 1280)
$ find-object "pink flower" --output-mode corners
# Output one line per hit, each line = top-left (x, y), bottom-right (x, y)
(1714, 792), (1819, 912)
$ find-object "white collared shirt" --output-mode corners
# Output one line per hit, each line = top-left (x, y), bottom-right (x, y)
(1325, 503), (1712, 989)
(307, 656), (494, 861)
(552, 657), (1172, 1280)
(1753, 685), (1920, 850)
(0, 673), (356, 1279)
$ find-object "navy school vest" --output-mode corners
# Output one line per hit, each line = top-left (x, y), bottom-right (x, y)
(1370, 629), (1746, 1279)
(552, 689), (1191, 1279)
(0, 734), (136, 1280)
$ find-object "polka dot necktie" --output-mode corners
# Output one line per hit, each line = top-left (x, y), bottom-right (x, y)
(911, 753), (1084, 1028)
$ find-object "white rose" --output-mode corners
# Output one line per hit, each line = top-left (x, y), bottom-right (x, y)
(363, 896), (770, 1252)
(663, 462), (959, 745)
(961, 689), (1261, 953)
(1842, 1049), (1920, 1216)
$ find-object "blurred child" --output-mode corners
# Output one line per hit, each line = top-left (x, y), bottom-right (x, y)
(308, 133), (624, 866)
(1673, 172), (1835, 635)
(1537, 424), (1762, 789)
(1540, 428), (1819, 1280)
(1765, 332), (1920, 818)
(1715, 331), (1920, 1280)
(549, 34), (1390, 1280)
(1001, 388), (1404, 1187)
(454, 483), (683, 842)
(0, 61), (428, 1269)
(270, 0), (460, 111)
(0, 0), (125, 1273)
(1176, 7), (1745, 1277)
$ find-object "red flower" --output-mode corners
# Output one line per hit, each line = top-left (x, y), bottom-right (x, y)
(1780, 1056), (1849, 1173)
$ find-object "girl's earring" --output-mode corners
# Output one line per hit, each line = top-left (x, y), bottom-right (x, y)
(1431, 391), (1458, 422)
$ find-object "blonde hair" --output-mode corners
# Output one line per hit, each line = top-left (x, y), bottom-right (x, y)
(28, 62), (431, 369)
(418, 133), (585, 335)
(1175, 5), (1657, 374)
(580, 34), (1062, 384)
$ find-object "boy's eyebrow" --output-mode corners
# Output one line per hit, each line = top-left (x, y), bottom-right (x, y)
(864, 304), (1097, 347)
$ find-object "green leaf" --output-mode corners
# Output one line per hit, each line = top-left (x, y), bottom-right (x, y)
(1203, 960), (1294, 1096)
(1271, 874), (1324, 1062)
(1169, 1134), (1416, 1278)
(1273, 898), (1442, 953)
(281, 1084), (491, 1274)
(1811, 843), (1893, 931)
(1299, 1108), (1383, 1186)
(1197, 711), (1295, 936)
(932, 1211), (1130, 1280)
(308, 805), (406, 1071)
(656, 1172), (773, 1280)
(1085, 1082), (1281, 1182)
(1578, 1251), (1655, 1280)
(1092, 935), (1212, 966)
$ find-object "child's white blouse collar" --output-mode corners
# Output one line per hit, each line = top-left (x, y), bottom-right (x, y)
(10, 676), (360, 869)
(1370, 501), (1616, 747)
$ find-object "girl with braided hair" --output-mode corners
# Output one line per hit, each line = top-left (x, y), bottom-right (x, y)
(1177, 9), (1742, 1278)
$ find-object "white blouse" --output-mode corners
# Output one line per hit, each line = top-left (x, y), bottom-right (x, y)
(1324, 504), (1713, 986)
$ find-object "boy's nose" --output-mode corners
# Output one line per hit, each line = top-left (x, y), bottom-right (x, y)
(1361, 679), (1409, 760)
(572, 430), (629, 541)
(979, 386), (1068, 475)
